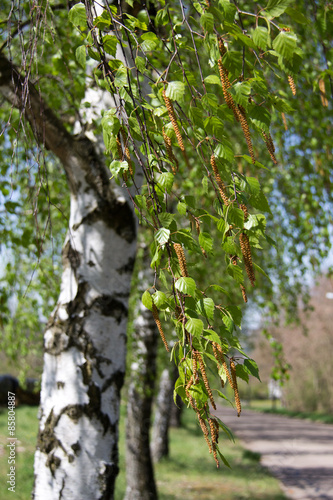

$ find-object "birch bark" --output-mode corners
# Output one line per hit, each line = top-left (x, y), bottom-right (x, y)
(0, 53), (137, 499)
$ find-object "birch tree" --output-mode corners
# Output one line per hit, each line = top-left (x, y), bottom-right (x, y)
(0, 0), (332, 499)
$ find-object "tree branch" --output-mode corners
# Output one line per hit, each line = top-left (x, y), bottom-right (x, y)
(0, 53), (112, 199)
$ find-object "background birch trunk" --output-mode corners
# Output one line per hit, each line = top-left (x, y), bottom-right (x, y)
(124, 268), (159, 500)
(151, 365), (178, 462)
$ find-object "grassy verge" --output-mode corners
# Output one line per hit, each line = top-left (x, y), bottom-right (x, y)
(0, 406), (38, 500)
(115, 404), (287, 500)
(245, 399), (333, 424)
(0, 404), (287, 499)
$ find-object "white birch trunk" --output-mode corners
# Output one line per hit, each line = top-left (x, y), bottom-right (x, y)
(0, 52), (137, 499)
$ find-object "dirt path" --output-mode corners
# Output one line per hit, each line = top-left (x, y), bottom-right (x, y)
(215, 406), (333, 500)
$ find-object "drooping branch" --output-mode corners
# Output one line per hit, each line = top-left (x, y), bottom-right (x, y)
(0, 53), (113, 200)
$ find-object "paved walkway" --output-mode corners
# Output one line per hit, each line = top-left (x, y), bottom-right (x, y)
(215, 406), (333, 500)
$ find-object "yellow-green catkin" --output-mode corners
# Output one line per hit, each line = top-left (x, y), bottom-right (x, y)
(162, 89), (190, 168)
(240, 284), (248, 303)
(288, 75), (296, 95)
(173, 243), (189, 277)
(152, 304), (169, 352)
(162, 127), (178, 174)
(237, 105), (255, 164)
(319, 79), (328, 107)
(230, 358), (241, 417)
(262, 131), (277, 164)
(210, 154), (229, 206)
(196, 352), (216, 410)
(239, 231), (255, 286)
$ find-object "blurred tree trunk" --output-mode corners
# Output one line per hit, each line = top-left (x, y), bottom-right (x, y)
(151, 364), (180, 461)
(124, 290), (159, 500)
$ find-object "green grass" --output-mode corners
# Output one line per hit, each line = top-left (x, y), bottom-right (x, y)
(115, 404), (287, 500)
(246, 399), (333, 424)
(0, 404), (287, 500)
(0, 406), (38, 500)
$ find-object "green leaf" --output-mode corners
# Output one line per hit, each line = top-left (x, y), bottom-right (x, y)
(244, 358), (261, 381)
(202, 93), (219, 112)
(246, 177), (261, 194)
(68, 4), (87, 27)
(109, 160), (128, 178)
(223, 315), (234, 333)
(252, 26), (270, 50)
(265, 0), (293, 18)
(157, 172), (174, 194)
(204, 116), (224, 137)
(204, 75), (221, 85)
(156, 8), (169, 26)
(249, 190), (271, 213)
(253, 263), (271, 282)
(75, 45), (86, 69)
(219, 0), (237, 23)
(158, 212), (174, 228)
(142, 291), (153, 311)
(229, 81), (252, 108)
(228, 207), (244, 229)
(175, 277), (196, 295)
(225, 305), (242, 327)
(198, 232), (213, 253)
(165, 81), (186, 102)
(236, 364), (249, 383)
(248, 106), (271, 132)
(102, 35), (118, 57)
(185, 318), (204, 337)
(227, 264), (244, 284)
(135, 56), (146, 73)
(140, 32), (159, 51)
(155, 228), (170, 246)
(285, 7), (310, 24)
(177, 202), (187, 216)
(114, 67), (128, 87)
(272, 31), (297, 60)
(153, 291), (168, 308)
(200, 12), (215, 33)
(196, 298), (215, 320)
(203, 329), (221, 345)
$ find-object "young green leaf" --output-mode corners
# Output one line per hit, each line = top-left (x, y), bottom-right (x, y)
(142, 290), (153, 311)
(185, 318), (204, 337)
(155, 228), (170, 246)
(175, 277), (196, 295)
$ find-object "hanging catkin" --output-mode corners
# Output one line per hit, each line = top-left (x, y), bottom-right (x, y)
(239, 231), (255, 286)
(198, 415), (212, 453)
(262, 131), (277, 164)
(162, 89), (190, 168)
(196, 352), (216, 410)
(240, 284), (248, 303)
(240, 204), (248, 221)
(210, 154), (229, 205)
(173, 243), (189, 277)
(319, 79), (328, 107)
(192, 351), (198, 384)
(288, 75), (296, 95)
(230, 358), (241, 417)
(162, 127), (178, 173)
(237, 105), (256, 164)
(152, 304), (169, 352)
